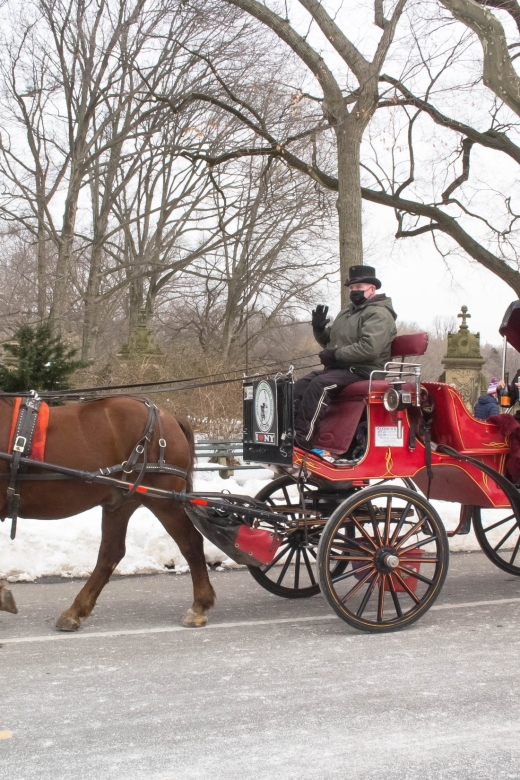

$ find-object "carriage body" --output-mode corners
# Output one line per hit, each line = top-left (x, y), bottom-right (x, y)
(295, 379), (510, 509)
(241, 321), (520, 632)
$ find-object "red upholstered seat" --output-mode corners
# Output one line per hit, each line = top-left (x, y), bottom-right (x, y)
(313, 333), (428, 456)
(391, 332), (428, 358)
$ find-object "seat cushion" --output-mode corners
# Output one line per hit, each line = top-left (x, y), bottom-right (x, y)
(314, 381), (416, 455)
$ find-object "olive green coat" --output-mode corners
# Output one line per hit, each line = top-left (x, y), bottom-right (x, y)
(313, 294), (397, 375)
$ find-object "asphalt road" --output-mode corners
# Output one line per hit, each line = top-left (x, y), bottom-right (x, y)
(2, 552), (520, 780)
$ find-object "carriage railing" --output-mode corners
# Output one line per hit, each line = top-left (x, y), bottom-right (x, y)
(368, 361), (422, 405)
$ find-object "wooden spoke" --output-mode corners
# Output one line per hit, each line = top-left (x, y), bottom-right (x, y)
(341, 568), (376, 603)
(394, 512), (428, 550)
(276, 548), (296, 585)
(331, 564), (374, 585)
(356, 573), (380, 618)
(493, 523), (517, 552)
(510, 536), (520, 566)
(398, 565), (434, 587)
(351, 514), (380, 549)
(386, 573), (403, 618)
(261, 543), (292, 574)
(366, 502), (383, 546)
(302, 548), (317, 586)
(392, 571), (421, 604)
(399, 535), (438, 553)
(482, 513), (516, 533)
(384, 496), (392, 546)
(390, 501), (413, 545)
(377, 574), (386, 622)
(294, 549), (301, 590)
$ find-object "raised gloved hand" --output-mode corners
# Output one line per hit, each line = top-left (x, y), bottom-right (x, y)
(319, 349), (336, 367)
(312, 304), (330, 331)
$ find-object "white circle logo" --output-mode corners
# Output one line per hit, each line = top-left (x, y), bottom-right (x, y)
(255, 381), (275, 433)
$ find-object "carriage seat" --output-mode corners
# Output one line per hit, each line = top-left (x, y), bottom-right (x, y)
(313, 332), (428, 456)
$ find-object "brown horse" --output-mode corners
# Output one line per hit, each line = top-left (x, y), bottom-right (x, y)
(0, 396), (215, 630)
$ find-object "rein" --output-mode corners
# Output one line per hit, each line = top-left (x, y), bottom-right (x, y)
(9, 353), (320, 400)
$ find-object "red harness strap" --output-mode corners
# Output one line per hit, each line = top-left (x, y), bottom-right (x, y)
(8, 398), (50, 461)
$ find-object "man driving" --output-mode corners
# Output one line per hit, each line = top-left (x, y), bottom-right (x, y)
(294, 265), (397, 451)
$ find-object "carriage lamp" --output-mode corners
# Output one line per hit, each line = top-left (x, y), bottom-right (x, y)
(383, 384), (413, 440)
(383, 384), (412, 413)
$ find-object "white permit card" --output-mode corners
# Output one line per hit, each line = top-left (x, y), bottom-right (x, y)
(375, 426), (403, 447)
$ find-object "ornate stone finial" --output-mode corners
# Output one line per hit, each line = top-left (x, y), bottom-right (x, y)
(117, 307), (163, 361)
(441, 305), (484, 411)
(457, 305), (471, 330)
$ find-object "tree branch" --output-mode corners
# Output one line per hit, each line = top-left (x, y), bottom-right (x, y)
(442, 137), (474, 201)
(441, 0), (520, 117)
(474, 0), (520, 36)
(379, 74), (520, 164)
(224, 0), (345, 116)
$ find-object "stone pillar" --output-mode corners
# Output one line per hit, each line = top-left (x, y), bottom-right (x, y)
(117, 308), (163, 363)
(1, 339), (19, 371)
(441, 306), (485, 411)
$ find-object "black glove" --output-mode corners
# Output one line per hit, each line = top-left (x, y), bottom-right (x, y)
(319, 349), (336, 367)
(312, 304), (330, 331)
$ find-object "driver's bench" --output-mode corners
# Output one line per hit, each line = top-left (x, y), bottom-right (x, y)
(312, 332), (429, 457)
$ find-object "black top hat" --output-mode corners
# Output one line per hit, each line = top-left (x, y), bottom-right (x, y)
(344, 264), (381, 289)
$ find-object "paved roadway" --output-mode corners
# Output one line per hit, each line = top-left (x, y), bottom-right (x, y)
(2, 552), (520, 780)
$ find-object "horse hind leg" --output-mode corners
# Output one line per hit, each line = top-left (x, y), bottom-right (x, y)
(0, 583), (17, 614)
(56, 503), (135, 632)
(150, 502), (215, 627)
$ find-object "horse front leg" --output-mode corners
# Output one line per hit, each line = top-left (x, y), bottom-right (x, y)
(56, 504), (134, 632)
(152, 503), (216, 627)
(0, 583), (17, 614)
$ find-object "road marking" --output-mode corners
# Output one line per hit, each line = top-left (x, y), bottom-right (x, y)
(2, 596), (520, 645)
(0, 731), (12, 739)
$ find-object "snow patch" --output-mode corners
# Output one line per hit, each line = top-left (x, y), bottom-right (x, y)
(0, 471), (502, 581)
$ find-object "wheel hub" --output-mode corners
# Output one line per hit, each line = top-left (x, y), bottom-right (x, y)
(374, 546), (400, 573)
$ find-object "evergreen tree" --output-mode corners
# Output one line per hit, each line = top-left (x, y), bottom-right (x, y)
(0, 325), (85, 393)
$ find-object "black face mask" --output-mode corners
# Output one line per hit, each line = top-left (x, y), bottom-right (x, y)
(349, 289), (366, 306)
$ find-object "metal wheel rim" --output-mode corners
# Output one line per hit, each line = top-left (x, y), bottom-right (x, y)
(318, 486), (449, 632)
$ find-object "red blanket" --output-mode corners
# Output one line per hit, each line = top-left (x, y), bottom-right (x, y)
(7, 398), (50, 461)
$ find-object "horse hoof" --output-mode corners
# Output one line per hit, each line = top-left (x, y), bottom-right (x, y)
(0, 587), (17, 614)
(55, 615), (81, 632)
(182, 608), (208, 628)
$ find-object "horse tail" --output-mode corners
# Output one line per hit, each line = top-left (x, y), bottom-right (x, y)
(175, 415), (195, 492)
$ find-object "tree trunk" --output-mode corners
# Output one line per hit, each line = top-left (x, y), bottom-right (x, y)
(81, 241), (104, 360)
(37, 215), (47, 324)
(335, 117), (364, 308)
(49, 175), (81, 335)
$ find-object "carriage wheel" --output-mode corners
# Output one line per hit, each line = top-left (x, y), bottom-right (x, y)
(317, 485), (449, 633)
(248, 476), (353, 599)
(473, 500), (520, 576)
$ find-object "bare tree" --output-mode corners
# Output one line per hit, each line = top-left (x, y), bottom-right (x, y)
(355, 0), (520, 295)
(157, 156), (335, 358)
(158, 0), (409, 306)
(0, 0), (216, 335)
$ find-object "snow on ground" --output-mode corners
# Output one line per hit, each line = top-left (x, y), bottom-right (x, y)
(0, 467), (496, 582)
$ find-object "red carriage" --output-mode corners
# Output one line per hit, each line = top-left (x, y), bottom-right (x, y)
(1, 303), (520, 634)
(241, 303), (520, 632)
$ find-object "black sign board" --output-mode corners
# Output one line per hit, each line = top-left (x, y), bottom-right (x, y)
(243, 376), (294, 465)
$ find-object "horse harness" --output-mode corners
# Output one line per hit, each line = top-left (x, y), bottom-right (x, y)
(1, 394), (188, 540)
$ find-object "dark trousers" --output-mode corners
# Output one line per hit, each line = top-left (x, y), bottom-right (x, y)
(294, 368), (363, 447)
